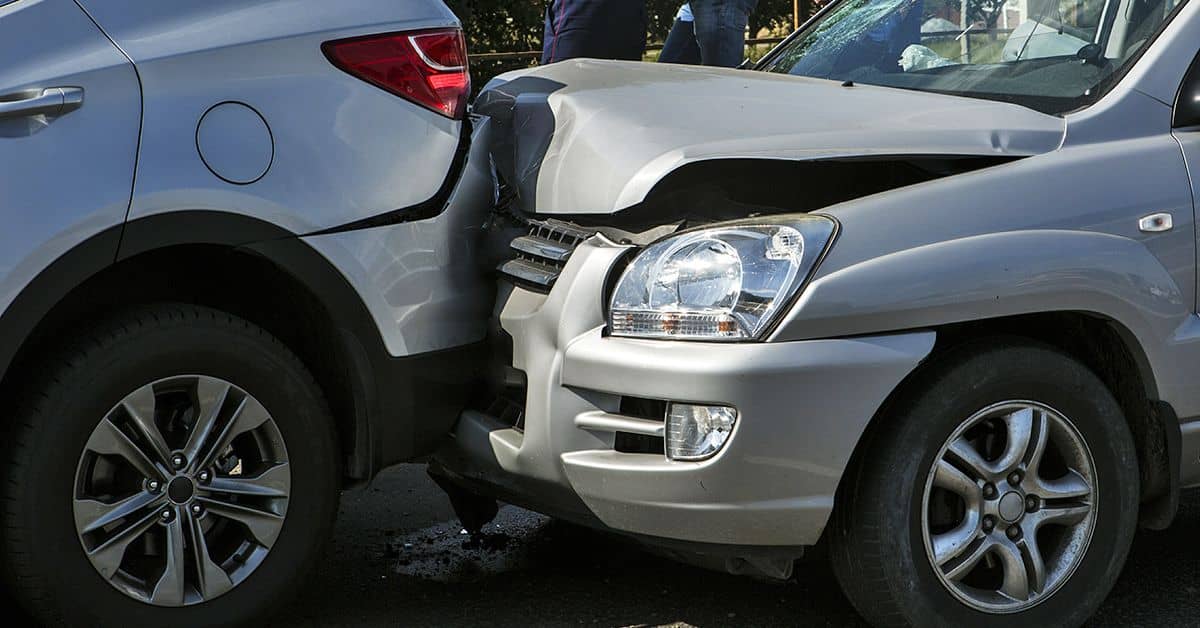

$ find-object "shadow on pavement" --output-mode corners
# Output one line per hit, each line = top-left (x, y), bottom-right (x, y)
(269, 467), (1200, 628)
(0, 465), (1193, 626)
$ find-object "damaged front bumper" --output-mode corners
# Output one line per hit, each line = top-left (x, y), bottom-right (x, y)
(433, 232), (935, 553)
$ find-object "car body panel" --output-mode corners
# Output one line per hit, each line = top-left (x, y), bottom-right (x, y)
(302, 118), (496, 356)
(56, 0), (488, 360)
(777, 125), (1199, 416)
(0, 0), (488, 486)
(76, 0), (463, 235)
(476, 59), (1066, 215)
(559, 330), (934, 546)
(439, 237), (935, 546)
(1178, 129), (1200, 300)
(440, 0), (1200, 554)
(0, 0), (139, 329)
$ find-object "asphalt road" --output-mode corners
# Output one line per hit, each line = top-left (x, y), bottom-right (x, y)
(265, 465), (1199, 627)
(2, 465), (1194, 626)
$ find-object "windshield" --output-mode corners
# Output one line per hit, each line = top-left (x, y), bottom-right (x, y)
(759, 0), (1187, 113)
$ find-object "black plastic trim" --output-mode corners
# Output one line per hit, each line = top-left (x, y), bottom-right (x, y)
(1173, 48), (1200, 129)
(118, 210), (292, 260)
(1139, 400), (1183, 530)
(0, 226), (121, 385)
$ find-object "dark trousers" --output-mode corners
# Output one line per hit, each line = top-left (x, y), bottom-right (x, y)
(690, 0), (760, 68)
(542, 0), (647, 64)
(659, 18), (701, 65)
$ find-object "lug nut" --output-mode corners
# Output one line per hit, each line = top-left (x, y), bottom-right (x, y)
(147, 480), (162, 493)
(190, 503), (204, 516)
(1006, 525), (1022, 541)
(1008, 471), (1023, 486)
(1026, 495), (1040, 512)
(159, 508), (176, 523)
(983, 483), (998, 499)
(197, 470), (212, 484)
(982, 515), (996, 533)
(171, 453), (187, 470)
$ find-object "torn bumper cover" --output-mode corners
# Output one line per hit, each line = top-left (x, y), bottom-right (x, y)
(433, 235), (935, 550)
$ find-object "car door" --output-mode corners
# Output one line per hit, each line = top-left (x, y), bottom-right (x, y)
(1176, 48), (1200, 308)
(0, 0), (140, 320)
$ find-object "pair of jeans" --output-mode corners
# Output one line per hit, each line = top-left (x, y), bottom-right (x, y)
(542, 0), (647, 64)
(689, 0), (760, 68)
(659, 18), (701, 65)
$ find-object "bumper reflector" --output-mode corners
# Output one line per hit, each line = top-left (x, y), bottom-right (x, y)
(666, 404), (737, 461)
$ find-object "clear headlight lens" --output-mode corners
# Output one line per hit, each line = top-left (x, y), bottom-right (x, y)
(608, 216), (836, 341)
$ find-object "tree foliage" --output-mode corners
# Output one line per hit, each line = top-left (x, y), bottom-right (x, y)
(446, 0), (820, 87)
(445, 1), (542, 53)
(447, 0), (809, 53)
(966, 0), (1009, 29)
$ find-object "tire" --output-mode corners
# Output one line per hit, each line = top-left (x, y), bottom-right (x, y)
(829, 340), (1139, 628)
(1, 304), (340, 627)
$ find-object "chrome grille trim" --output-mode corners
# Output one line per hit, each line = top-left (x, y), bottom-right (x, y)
(498, 218), (596, 290)
(510, 235), (574, 262)
(498, 258), (561, 286)
(573, 411), (665, 437)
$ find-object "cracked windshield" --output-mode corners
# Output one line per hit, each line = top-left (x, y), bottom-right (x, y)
(761, 0), (1187, 112)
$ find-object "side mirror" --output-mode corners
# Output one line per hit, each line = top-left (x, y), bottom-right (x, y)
(1175, 51), (1200, 129)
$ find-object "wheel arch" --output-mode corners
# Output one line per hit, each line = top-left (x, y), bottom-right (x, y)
(0, 211), (391, 484)
(840, 311), (1179, 534)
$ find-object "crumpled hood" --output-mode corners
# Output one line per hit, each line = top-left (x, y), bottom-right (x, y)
(474, 59), (1067, 215)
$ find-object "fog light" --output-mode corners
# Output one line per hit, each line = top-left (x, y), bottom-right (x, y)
(666, 404), (737, 461)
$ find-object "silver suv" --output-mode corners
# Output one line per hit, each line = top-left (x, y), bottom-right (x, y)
(432, 0), (1200, 625)
(0, 0), (491, 625)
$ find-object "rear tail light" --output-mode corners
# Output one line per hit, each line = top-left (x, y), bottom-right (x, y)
(322, 28), (470, 120)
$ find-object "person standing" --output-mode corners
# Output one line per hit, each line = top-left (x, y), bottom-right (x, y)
(689, 0), (760, 68)
(542, 0), (647, 64)
(659, 4), (702, 65)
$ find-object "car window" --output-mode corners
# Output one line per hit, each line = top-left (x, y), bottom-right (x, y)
(760, 0), (1189, 113)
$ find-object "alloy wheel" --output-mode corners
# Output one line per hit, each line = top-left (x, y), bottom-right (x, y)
(73, 375), (290, 606)
(921, 400), (1097, 613)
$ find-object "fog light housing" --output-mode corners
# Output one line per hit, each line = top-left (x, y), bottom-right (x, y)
(666, 404), (737, 461)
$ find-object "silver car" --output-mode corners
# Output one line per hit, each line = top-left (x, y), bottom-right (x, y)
(0, 0), (492, 625)
(432, 0), (1200, 625)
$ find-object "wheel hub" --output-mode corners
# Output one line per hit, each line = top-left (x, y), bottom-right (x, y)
(997, 491), (1025, 523)
(72, 375), (291, 607)
(921, 400), (1097, 614)
(166, 476), (196, 504)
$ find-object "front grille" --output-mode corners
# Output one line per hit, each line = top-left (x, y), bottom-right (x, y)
(498, 218), (595, 291)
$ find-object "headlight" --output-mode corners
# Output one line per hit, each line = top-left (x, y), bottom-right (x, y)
(608, 215), (837, 341)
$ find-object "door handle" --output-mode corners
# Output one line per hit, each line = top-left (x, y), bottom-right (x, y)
(0, 87), (84, 120)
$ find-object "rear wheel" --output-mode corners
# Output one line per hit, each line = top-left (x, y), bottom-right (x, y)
(2, 304), (339, 627)
(829, 342), (1138, 627)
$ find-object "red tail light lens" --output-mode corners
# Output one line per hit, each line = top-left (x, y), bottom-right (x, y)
(323, 28), (470, 120)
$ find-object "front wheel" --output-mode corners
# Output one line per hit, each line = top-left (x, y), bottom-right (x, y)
(829, 341), (1139, 627)
(2, 304), (340, 627)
